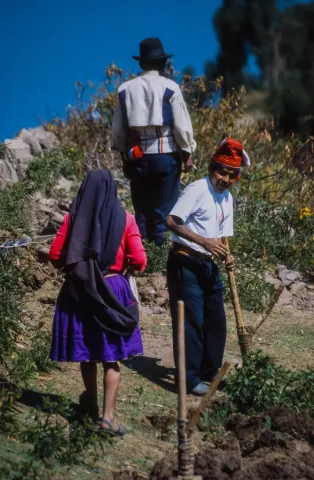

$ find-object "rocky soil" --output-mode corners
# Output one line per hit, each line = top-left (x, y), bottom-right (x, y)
(149, 407), (314, 480)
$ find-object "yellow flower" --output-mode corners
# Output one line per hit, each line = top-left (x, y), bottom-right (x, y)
(299, 206), (312, 219)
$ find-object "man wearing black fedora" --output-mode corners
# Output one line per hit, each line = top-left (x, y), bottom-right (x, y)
(112, 37), (196, 246)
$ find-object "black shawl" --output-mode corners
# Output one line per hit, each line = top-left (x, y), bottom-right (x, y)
(58, 169), (139, 337)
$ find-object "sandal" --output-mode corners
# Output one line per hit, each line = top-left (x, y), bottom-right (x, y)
(98, 418), (126, 437)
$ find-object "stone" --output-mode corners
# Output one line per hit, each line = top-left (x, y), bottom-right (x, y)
(36, 246), (50, 260)
(136, 276), (148, 287)
(264, 270), (281, 288)
(297, 290), (314, 310)
(276, 265), (301, 285)
(29, 126), (58, 150)
(33, 192), (56, 205)
(277, 287), (293, 306)
(17, 128), (42, 155)
(51, 212), (66, 225)
(33, 192), (57, 214)
(56, 175), (73, 193)
(155, 293), (169, 307)
(41, 221), (59, 236)
(0, 156), (18, 188)
(58, 202), (70, 212)
(4, 137), (33, 178)
(139, 286), (157, 302)
(289, 282), (307, 296)
(289, 227), (295, 239)
(142, 305), (167, 315)
(150, 272), (167, 292)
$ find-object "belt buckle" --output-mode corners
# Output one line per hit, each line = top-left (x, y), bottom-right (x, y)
(200, 251), (210, 261)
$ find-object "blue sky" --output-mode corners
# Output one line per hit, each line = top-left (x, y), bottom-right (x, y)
(0, 0), (222, 140)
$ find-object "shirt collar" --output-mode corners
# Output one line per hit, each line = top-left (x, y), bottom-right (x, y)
(139, 70), (160, 77)
(206, 175), (225, 197)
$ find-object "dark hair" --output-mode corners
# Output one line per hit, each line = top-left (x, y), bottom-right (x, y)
(139, 58), (167, 72)
(208, 159), (240, 175)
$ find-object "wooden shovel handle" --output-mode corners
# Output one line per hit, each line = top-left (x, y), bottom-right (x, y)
(253, 283), (285, 332)
(222, 237), (244, 330)
(187, 361), (231, 432)
(177, 300), (187, 422)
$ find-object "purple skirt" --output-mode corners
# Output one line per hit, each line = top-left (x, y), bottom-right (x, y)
(50, 274), (143, 362)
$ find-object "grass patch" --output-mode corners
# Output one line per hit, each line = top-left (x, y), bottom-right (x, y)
(274, 324), (314, 352)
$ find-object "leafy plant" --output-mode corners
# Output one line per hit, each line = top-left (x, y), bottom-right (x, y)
(26, 147), (83, 195)
(0, 183), (31, 233)
(22, 398), (109, 467)
(29, 324), (58, 374)
(0, 252), (23, 365)
(221, 254), (274, 313)
(143, 236), (172, 274)
(0, 251), (37, 431)
(217, 351), (314, 417)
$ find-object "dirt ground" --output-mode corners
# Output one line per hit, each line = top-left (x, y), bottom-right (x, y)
(151, 407), (314, 480)
(4, 274), (314, 479)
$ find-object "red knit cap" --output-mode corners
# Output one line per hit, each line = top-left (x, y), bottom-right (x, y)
(213, 138), (250, 168)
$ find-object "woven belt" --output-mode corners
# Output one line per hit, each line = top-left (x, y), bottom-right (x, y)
(172, 242), (212, 262)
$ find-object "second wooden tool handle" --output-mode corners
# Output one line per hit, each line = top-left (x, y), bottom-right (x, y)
(177, 300), (187, 422)
(222, 237), (244, 330)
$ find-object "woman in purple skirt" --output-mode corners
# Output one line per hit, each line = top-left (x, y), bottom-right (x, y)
(49, 170), (146, 436)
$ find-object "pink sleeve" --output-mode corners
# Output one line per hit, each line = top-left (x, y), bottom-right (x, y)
(49, 213), (69, 261)
(125, 213), (147, 271)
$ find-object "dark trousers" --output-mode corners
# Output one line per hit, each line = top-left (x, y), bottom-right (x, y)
(129, 153), (181, 246)
(167, 250), (227, 392)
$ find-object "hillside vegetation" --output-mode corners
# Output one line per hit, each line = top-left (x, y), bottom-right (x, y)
(0, 69), (313, 478)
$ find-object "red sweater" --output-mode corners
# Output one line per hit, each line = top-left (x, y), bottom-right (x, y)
(49, 211), (147, 273)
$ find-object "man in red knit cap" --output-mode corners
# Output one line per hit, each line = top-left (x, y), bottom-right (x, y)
(166, 138), (250, 395)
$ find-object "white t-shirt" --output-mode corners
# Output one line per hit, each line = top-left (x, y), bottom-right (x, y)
(170, 176), (233, 254)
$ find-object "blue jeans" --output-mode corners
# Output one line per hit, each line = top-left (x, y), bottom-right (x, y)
(129, 153), (181, 246)
(167, 250), (227, 392)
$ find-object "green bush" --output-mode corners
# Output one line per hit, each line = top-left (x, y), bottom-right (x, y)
(220, 351), (314, 417)
(221, 255), (274, 313)
(0, 146), (83, 234)
(0, 252), (38, 431)
(22, 398), (108, 467)
(29, 325), (58, 374)
(0, 183), (31, 233)
(26, 147), (83, 195)
(0, 252), (23, 364)
(231, 197), (314, 277)
(143, 236), (172, 274)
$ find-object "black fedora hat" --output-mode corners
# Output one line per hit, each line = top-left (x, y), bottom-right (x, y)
(133, 37), (173, 61)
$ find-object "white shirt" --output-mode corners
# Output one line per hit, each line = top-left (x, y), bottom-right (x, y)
(112, 71), (196, 155)
(170, 176), (234, 254)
